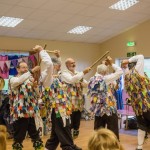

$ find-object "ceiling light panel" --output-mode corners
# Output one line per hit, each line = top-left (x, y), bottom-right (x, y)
(109, 0), (139, 11)
(0, 16), (23, 27)
(68, 26), (92, 34)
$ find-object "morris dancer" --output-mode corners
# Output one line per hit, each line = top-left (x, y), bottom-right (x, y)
(122, 55), (150, 150)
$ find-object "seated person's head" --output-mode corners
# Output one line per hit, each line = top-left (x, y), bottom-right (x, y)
(88, 128), (124, 150)
(0, 125), (7, 150)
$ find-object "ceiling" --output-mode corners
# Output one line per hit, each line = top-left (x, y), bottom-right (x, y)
(0, 0), (150, 44)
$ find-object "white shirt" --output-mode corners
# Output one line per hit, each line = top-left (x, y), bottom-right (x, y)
(10, 50), (53, 89)
(39, 50), (53, 87)
(129, 55), (144, 76)
(61, 69), (88, 87)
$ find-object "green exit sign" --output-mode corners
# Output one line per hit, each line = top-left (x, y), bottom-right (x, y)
(127, 41), (135, 47)
(127, 52), (136, 57)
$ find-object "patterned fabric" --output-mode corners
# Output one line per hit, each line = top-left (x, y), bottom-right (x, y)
(125, 69), (150, 116)
(42, 77), (72, 119)
(88, 75), (117, 117)
(65, 82), (84, 111)
(9, 79), (39, 123)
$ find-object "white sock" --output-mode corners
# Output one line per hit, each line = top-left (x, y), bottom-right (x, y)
(137, 129), (145, 149)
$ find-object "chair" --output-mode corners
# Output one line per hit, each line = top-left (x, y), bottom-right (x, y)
(118, 98), (135, 129)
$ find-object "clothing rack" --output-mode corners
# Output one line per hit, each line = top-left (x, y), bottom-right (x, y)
(0, 48), (32, 53)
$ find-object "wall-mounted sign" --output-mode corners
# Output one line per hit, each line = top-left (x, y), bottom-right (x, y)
(127, 52), (136, 57)
(127, 41), (135, 47)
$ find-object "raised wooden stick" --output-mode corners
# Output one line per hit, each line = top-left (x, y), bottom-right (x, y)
(44, 44), (47, 49)
(46, 50), (55, 53)
(90, 51), (109, 68)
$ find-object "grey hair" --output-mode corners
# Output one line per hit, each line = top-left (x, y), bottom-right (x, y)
(97, 64), (109, 75)
(51, 57), (61, 65)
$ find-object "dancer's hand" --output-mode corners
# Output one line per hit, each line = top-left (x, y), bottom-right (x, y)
(33, 45), (43, 52)
(83, 67), (91, 74)
(106, 56), (113, 66)
(31, 66), (40, 73)
(53, 50), (60, 58)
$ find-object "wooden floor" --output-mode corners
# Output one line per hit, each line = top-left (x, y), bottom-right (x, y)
(7, 120), (150, 150)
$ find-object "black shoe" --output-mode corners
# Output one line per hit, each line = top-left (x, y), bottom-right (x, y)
(73, 130), (79, 139)
(12, 142), (23, 150)
(136, 148), (142, 150)
(33, 140), (44, 150)
(73, 145), (82, 150)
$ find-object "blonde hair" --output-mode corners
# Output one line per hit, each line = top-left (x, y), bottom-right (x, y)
(88, 128), (124, 150)
(0, 125), (7, 150)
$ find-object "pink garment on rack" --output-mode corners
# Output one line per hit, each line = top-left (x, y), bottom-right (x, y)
(28, 55), (37, 69)
(0, 55), (9, 79)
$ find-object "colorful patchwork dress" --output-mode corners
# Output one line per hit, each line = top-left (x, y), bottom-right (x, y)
(41, 77), (72, 126)
(65, 82), (85, 112)
(88, 75), (117, 116)
(9, 79), (39, 123)
(125, 69), (150, 116)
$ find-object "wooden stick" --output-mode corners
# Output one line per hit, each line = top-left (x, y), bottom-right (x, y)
(90, 51), (109, 68)
(44, 44), (47, 49)
(46, 50), (55, 53)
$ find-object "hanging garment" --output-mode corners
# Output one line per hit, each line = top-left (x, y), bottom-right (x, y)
(8, 55), (18, 76)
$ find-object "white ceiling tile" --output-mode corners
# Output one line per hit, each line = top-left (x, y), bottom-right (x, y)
(16, 19), (41, 30)
(70, 0), (96, 5)
(33, 22), (58, 31)
(39, 0), (68, 11)
(0, 0), (20, 5)
(92, 0), (117, 7)
(77, 5), (105, 17)
(0, 4), (14, 15)
(39, 31), (65, 41)
(66, 15), (91, 26)
(5, 6), (35, 18)
(4, 28), (30, 37)
(45, 12), (73, 24)
(23, 29), (49, 39)
(17, 0), (48, 9)
(27, 10), (57, 21)
(58, 2), (88, 14)
(0, 26), (10, 35)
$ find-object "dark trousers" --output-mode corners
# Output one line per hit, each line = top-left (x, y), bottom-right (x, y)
(71, 110), (81, 130)
(94, 113), (119, 139)
(136, 110), (150, 132)
(13, 117), (41, 143)
(45, 109), (75, 150)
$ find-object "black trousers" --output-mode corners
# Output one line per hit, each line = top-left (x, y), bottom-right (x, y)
(13, 117), (41, 143)
(70, 110), (81, 130)
(45, 109), (75, 150)
(136, 110), (150, 132)
(94, 113), (119, 139)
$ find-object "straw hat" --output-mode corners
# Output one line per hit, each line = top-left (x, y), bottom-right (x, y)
(0, 76), (5, 90)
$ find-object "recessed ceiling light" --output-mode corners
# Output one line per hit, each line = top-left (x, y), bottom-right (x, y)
(109, 0), (139, 11)
(68, 26), (92, 34)
(0, 16), (23, 27)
